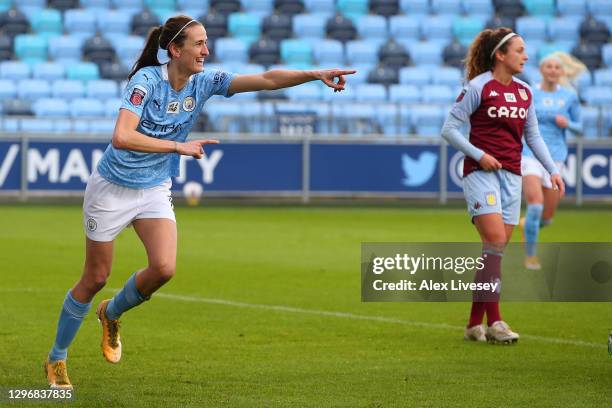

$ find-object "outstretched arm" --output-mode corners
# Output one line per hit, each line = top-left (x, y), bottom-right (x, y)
(228, 69), (357, 94)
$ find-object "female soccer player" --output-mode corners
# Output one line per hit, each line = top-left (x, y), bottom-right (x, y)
(441, 28), (565, 344)
(521, 53), (582, 270)
(44, 15), (355, 389)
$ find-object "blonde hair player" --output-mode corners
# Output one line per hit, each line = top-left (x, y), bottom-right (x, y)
(519, 53), (582, 270)
(441, 28), (565, 344)
(44, 15), (355, 389)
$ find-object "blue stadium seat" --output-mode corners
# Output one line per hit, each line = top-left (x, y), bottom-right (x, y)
(81, 0), (112, 10)
(516, 17), (548, 42)
(49, 35), (84, 62)
(67, 63), (100, 81)
(431, 67), (462, 86)
(462, 0), (493, 16)
(33, 98), (70, 118)
(411, 106), (444, 137)
(33, 62), (66, 80)
(303, 0), (336, 16)
(286, 82), (322, 101)
(557, 0), (587, 16)
(421, 16), (453, 43)
(111, 0), (143, 11)
(338, 0), (369, 21)
(0, 79), (17, 99)
(522, 65), (541, 83)
(112, 35), (145, 69)
(399, 66), (431, 86)
(524, 0), (556, 17)
(205, 102), (242, 133)
(90, 119), (116, 134)
(356, 15), (387, 44)
(453, 16), (485, 45)
(345, 40), (377, 66)
(177, 0), (208, 10)
(228, 12), (262, 45)
(537, 42), (573, 62)
(281, 39), (312, 65)
(408, 42), (444, 66)
(86, 80), (119, 99)
(20, 118), (55, 133)
(587, 0), (612, 15)
(389, 15), (420, 40)
(322, 85), (356, 102)
(0, 61), (31, 80)
(0, 0), (11, 12)
(214, 36), (249, 63)
(14, 34), (48, 63)
(547, 17), (580, 43)
(18, 79), (51, 99)
(64, 9), (97, 39)
(583, 86), (612, 106)
(97, 10), (132, 35)
(581, 106), (600, 138)
(293, 14), (326, 40)
(144, 0), (176, 10)
(602, 43), (612, 67)
(2, 118), (20, 132)
(399, 0), (429, 15)
(431, 0), (462, 15)
(375, 103), (406, 136)
(53, 119), (73, 133)
(30, 9), (62, 38)
(52, 79), (85, 99)
(243, 0), (274, 18)
(389, 84), (420, 104)
(421, 85), (455, 104)
(70, 98), (105, 118)
(313, 39), (344, 65)
(355, 83), (387, 103)
(341, 103), (379, 135)
(105, 98), (122, 117)
(593, 68), (612, 86)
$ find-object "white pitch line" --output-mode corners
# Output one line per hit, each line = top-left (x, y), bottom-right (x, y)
(141, 290), (604, 350)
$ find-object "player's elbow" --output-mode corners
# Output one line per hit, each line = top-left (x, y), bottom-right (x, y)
(111, 131), (128, 150)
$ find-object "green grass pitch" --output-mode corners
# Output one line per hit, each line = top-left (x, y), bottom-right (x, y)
(1, 204), (611, 407)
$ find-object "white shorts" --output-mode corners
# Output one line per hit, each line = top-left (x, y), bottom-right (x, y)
(521, 156), (563, 189)
(83, 170), (175, 242)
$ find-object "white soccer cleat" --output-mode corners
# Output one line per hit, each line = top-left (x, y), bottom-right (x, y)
(486, 320), (519, 344)
(464, 324), (486, 342)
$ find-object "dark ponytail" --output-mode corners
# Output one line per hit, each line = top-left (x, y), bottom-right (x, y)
(464, 27), (515, 81)
(128, 26), (163, 80)
(127, 15), (201, 80)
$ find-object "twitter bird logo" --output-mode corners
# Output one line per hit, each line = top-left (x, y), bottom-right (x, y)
(401, 151), (438, 187)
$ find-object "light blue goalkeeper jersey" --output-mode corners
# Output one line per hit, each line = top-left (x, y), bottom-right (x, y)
(97, 64), (235, 189)
(522, 84), (581, 162)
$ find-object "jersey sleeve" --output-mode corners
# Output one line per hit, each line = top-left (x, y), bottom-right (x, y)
(567, 91), (583, 134)
(120, 70), (154, 118)
(448, 82), (481, 123)
(199, 70), (237, 99)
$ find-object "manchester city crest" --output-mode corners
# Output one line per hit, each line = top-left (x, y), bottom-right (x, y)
(87, 218), (97, 232)
(183, 96), (195, 112)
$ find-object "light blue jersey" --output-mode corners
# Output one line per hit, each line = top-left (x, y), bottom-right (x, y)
(97, 64), (235, 189)
(523, 84), (581, 162)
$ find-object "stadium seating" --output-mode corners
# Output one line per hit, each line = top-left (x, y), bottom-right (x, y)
(0, 0), (609, 137)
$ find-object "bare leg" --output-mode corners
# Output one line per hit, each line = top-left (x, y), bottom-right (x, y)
(72, 238), (114, 303)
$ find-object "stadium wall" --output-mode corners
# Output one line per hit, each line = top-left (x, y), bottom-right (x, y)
(1, 134), (612, 204)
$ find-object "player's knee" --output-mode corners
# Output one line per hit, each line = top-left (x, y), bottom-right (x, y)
(151, 260), (175, 282)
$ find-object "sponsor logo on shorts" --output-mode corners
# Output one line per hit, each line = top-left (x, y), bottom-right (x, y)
(518, 88), (529, 101)
(183, 96), (195, 112)
(485, 192), (497, 206)
(129, 86), (147, 106)
(167, 101), (179, 113)
(87, 218), (97, 232)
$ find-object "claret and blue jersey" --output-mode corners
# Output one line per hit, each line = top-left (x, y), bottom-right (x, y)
(522, 84), (581, 163)
(97, 64), (235, 189)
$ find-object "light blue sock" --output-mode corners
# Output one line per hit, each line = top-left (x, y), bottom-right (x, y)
(105, 273), (147, 320)
(49, 291), (92, 362)
(525, 203), (544, 257)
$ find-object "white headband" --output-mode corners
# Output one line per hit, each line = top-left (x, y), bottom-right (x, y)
(490, 32), (518, 59)
(157, 19), (198, 64)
